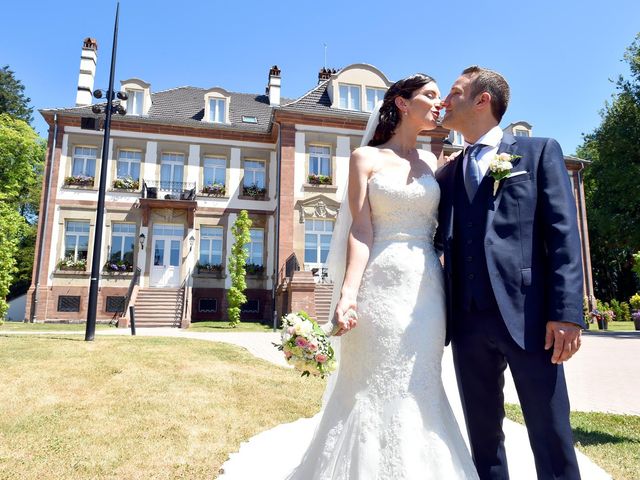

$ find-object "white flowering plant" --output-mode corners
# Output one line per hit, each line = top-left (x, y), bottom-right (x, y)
(489, 153), (522, 195)
(273, 311), (337, 378)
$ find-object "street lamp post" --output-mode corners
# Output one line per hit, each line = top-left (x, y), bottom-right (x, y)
(85, 2), (126, 341)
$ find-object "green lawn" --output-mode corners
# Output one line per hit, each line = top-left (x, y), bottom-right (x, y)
(586, 321), (636, 332)
(0, 321), (114, 331)
(0, 335), (323, 480)
(505, 404), (639, 479)
(188, 320), (273, 332)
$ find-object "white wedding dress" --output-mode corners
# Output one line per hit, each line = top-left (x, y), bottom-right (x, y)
(283, 172), (478, 479)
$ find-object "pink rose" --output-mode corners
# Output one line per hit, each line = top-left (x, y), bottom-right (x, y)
(307, 342), (318, 352)
(287, 326), (295, 335)
(284, 351), (292, 359)
(296, 337), (308, 348)
(315, 353), (327, 363)
(497, 152), (512, 162)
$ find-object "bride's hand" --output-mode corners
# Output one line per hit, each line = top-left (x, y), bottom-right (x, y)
(334, 296), (358, 336)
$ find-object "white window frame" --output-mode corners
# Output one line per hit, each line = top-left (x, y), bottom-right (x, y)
(203, 156), (226, 186)
(209, 98), (226, 123)
(304, 219), (334, 266)
(366, 87), (386, 112)
(339, 83), (361, 111)
(160, 153), (185, 188)
(126, 89), (144, 116)
(514, 128), (530, 137)
(199, 226), (224, 266)
(110, 223), (136, 263)
(308, 145), (331, 177)
(72, 146), (97, 177)
(64, 220), (90, 261)
(246, 228), (264, 266)
(243, 160), (266, 188)
(116, 149), (141, 179)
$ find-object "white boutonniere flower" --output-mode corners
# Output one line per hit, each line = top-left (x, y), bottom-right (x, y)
(489, 153), (522, 195)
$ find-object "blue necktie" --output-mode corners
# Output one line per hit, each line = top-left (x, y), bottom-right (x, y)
(464, 144), (483, 201)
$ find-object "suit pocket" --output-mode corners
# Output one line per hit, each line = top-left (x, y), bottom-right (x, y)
(503, 172), (531, 187)
(521, 268), (532, 287)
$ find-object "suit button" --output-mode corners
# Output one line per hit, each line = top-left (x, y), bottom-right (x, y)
(466, 239), (473, 245)
(468, 273), (475, 280)
(466, 256), (473, 262)
(467, 221), (473, 228)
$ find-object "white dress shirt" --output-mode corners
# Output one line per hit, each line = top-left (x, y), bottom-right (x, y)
(463, 126), (504, 178)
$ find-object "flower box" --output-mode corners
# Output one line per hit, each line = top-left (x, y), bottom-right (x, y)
(64, 175), (94, 187)
(242, 184), (267, 199)
(197, 263), (224, 274)
(307, 174), (332, 185)
(245, 263), (265, 276)
(57, 257), (87, 271)
(201, 183), (226, 196)
(113, 177), (140, 190)
(104, 261), (134, 273)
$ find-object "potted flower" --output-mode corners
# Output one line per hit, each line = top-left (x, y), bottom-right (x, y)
(113, 176), (140, 190)
(245, 263), (265, 276)
(202, 183), (226, 196)
(197, 262), (224, 275)
(242, 183), (267, 198)
(57, 257), (87, 271)
(103, 260), (134, 272)
(307, 174), (332, 185)
(630, 293), (640, 330)
(64, 174), (95, 187)
(600, 310), (615, 330)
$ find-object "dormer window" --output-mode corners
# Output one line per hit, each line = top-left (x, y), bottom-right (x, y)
(203, 88), (230, 124)
(126, 89), (144, 116)
(209, 98), (226, 123)
(339, 84), (361, 111)
(514, 128), (530, 137)
(366, 87), (386, 111)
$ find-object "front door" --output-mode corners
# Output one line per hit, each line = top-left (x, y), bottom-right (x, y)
(150, 228), (183, 287)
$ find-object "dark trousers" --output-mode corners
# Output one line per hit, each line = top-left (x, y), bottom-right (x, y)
(451, 306), (581, 480)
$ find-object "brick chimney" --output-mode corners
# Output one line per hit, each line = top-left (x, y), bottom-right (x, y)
(266, 65), (281, 106)
(318, 67), (337, 84)
(75, 37), (98, 107)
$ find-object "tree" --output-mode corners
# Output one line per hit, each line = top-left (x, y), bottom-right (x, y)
(578, 33), (640, 301)
(0, 66), (33, 124)
(0, 194), (25, 321)
(227, 210), (252, 327)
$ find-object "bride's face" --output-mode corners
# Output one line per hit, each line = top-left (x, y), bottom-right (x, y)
(403, 81), (441, 130)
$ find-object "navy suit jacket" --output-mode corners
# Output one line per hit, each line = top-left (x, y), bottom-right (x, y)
(435, 133), (586, 351)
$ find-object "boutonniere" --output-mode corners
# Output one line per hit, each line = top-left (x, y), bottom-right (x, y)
(489, 153), (522, 195)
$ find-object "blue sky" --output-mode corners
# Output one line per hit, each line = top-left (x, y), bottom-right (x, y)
(2, 0), (639, 155)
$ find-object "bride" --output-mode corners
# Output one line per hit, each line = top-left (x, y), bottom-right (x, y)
(285, 73), (479, 479)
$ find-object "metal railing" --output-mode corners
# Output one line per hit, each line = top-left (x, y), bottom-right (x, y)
(142, 180), (196, 200)
(179, 267), (192, 328)
(121, 267), (141, 318)
(278, 253), (300, 285)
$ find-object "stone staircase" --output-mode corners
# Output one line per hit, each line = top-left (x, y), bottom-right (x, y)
(314, 283), (333, 325)
(132, 288), (184, 327)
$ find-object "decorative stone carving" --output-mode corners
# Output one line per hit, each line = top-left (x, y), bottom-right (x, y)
(296, 195), (340, 223)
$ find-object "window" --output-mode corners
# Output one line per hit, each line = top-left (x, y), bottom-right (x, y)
(246, 228), (264, 266)
(199, 226), (223, 265)
(110, 223), (136, 264)
(450, 130), (464, 146)
(242, 115), (257, 124)
(72, 146), (97, 177)
(117, 150), (141, 179)
(160, 153), (184, 189)
(64, 221), (90, 261)
(58, 296), (81, 312)
(339, 84), (361, 111)
(198, 298), (218, 313)
(309, 146), (331, 177)
(209, 98), (226, 123)
(305, 219), (333, 264)
(240, 299), (260, 313)
(203, 157), (226, 186)
(126, 90), (144, 115)
(106, 296), (126, 313)
(515, 129), (530, 137)
(366, 87), (386, 111)
(244, 160), (266, 188)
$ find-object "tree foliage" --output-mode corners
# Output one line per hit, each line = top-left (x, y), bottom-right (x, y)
(0, 195), (25, 320)
(578, 33), (640, 301)
(227, 210), (252, 327)
(0, 66), (33, 124)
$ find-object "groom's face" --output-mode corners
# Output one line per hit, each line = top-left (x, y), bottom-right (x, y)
(441, 74), (475, 131)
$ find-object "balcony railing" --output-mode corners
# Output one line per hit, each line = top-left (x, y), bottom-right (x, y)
(142, 180), (196, 200)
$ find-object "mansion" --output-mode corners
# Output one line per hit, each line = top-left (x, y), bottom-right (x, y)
(25, 38), (594, 326)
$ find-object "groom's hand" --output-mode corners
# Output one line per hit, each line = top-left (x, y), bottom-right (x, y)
(545, 321), (582, 364)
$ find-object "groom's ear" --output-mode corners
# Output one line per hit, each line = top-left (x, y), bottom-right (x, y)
(475, 91), (492, 111)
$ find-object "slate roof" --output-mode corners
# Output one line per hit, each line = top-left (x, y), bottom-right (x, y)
(41, 81), (371, 132)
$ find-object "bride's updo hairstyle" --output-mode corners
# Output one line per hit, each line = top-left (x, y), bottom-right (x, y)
(368, 73), (435, 147)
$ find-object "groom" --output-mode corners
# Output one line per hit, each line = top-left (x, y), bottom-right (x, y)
(436, 66), (586, 480)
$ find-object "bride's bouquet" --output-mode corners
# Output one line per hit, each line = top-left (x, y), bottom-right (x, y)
(273, 311), (337, 378)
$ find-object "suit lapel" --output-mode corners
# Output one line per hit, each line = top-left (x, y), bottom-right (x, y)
(486, 133), (518, 230)
(445, 155), (464, 241)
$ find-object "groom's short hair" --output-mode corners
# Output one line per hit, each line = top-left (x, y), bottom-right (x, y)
(462, 66), (510, 122)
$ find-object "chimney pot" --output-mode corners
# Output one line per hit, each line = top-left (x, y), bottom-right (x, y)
(267, 65), (281, 106)
(75, 37), (98, 107)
